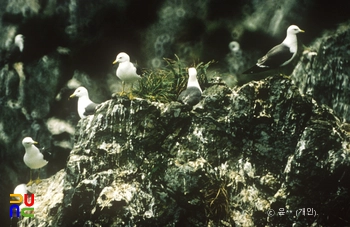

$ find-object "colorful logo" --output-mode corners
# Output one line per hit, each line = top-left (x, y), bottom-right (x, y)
(9, 194), (34, 218)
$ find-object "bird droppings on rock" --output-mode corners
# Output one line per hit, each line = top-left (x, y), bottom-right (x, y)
(17, 75), (350, 227)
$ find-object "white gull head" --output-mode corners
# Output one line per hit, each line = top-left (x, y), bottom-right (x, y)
(283, 25), (304, 52)
(70, 86), (89, 99)
(22, 137), (38, 148)
(113, 52), (130, 64)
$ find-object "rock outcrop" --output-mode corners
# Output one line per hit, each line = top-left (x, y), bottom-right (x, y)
(17, 75), (350, 226)
(292, 23), (350, 122)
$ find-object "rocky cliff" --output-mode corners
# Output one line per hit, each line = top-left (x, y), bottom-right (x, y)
(292, 23), (350, 122)
(17, 75), (350, 226)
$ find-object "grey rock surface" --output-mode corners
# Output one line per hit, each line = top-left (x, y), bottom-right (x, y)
(292, 23), (350, 122)
(18, 76), (350, 226)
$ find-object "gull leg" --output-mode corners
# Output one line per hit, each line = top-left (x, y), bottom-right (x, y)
(128, 83), (135, 100)
(117, 81), (127, 96)
(27, 170), (34, 186)
(35, 169), (42, 185)
(280, 70), (290, 79)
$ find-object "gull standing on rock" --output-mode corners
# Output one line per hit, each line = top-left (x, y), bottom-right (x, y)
(113, 52), (142, 98)
(22, 137), (48, 186)
(243, 25), (305, 74)
(178, 67), (202, 106)
(69, 86), (98, 119)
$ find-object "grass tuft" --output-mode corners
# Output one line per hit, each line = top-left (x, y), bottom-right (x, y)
(133, 55), (214, 102)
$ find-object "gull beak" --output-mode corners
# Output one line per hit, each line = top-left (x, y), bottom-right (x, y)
(33, 141), (38, 145)
(300, 29), (305, 33)
(69, 94), (75, 100)
(112, 60), (117, 64)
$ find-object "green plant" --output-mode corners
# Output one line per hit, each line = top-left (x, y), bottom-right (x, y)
(201, 162), (244, 222)
(204, 179), (230, 220)
(203, 165), (231, 221)
(133, 55), (215, 102)
(135, 68), (176, 102)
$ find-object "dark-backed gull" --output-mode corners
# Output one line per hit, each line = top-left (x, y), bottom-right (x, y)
(69, 86), (98, 119)
(243, 25), (304, 74)
(178, 67), (202, 106)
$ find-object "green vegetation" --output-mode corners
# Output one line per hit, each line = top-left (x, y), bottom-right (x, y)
(133, 55), (214, 102)
(203, 163), (231, 221)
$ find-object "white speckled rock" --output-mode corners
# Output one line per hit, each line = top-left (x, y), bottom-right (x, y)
(19, 75), (350, 227)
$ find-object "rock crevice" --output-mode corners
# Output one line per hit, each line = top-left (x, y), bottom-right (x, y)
(19, 76), (350, 226)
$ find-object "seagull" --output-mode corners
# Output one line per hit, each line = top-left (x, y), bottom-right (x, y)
(10, 184), (28, 221)
(12, 183), (35, 219)
(243, 25), (304, 74)
(112, 52), (142, 98)
(13, 183), (28, 195)
(22, 137), (48, 186)
(178, 67), (202, 106)
(69, 86), (98, 119)
(1, 34), (24, 67)
(14, 34), (24, 52)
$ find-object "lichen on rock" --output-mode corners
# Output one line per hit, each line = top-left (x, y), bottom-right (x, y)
(18, 74), (350, 226)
